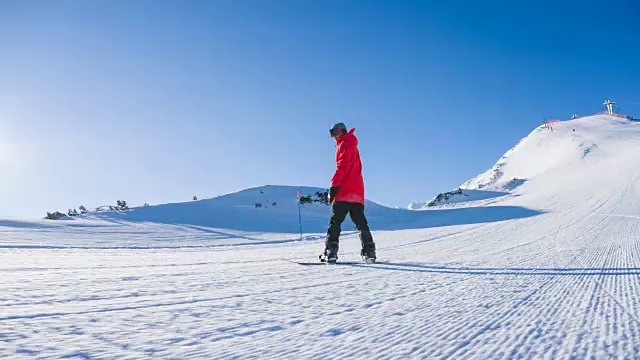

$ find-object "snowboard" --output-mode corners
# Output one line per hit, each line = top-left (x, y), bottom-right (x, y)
(295, 260), (380, 266)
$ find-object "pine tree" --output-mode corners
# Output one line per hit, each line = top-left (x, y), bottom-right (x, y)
(315, 191), (329, 205)
(116, 200), (129, 211)
(45, 211), (66, 220)
(299, 196), (313, 205)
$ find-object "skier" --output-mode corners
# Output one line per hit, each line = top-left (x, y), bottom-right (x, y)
(320, 122), (377, 263)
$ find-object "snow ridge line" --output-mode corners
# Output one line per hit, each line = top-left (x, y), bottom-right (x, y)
(566, 176), (640, 327)
(0, 237), (308, 250)
(439, 263), (562, 358)
(0, 273), (381, 322)
(335, 262), (640, 276)
(569, 208), (640, 325)
(0, 257), (285, 273)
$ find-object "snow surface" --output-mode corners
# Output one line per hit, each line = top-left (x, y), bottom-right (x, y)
(2, 115), (640, 358)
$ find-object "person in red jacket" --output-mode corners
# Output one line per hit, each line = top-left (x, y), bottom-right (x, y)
(320, 122), (377, 263)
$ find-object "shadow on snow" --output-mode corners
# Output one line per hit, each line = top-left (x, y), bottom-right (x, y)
(82, 202), (543, 233)
(344, 262), (640, 276)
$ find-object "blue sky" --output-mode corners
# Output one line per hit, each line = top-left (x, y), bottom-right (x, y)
(1, 0), (638, 217)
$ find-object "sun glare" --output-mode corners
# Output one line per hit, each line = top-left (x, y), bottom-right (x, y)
(0, 144), (15, 165)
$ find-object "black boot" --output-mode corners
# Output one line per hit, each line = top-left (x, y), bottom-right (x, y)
(320, 244), (339, 263)
(361, 243), (376, 263)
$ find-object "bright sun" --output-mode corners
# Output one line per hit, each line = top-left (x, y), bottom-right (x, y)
(0, 144), (15, 165)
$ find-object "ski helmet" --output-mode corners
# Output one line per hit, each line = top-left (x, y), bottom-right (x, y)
(329, 122), (348, 138)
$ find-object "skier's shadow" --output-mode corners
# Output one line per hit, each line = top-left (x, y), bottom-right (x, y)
(364, 205), (544, 231)
(346, 262), (640, 276)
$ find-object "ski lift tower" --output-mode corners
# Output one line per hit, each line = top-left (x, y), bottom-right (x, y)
(604, 99), (615, 114)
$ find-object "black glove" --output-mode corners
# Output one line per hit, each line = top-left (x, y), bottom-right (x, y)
(329, 186), (339, 203)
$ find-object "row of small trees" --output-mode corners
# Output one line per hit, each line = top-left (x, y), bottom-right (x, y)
(253, 191), (330, 209)
(44, 195), (202, 220)
(299, 191), (330, 205)
(45, 200), (129, 220)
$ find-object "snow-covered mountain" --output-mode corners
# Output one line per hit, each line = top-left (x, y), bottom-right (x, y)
(3, 114), (640, 358)
(11, 114), (638, 233)
(86, 185), (339, 233)
(63, 183), (536, 235)
(410, 114), (640, 209)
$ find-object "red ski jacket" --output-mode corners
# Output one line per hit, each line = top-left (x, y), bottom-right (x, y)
(331, 128), (365, 204)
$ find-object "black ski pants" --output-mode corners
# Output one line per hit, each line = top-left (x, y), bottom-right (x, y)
(325, 201), (375, 252)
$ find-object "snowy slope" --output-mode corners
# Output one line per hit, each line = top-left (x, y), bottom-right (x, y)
(36, 184), (537, 237)
(408, 188), (513, 209)
(87, 185), (340, 233)
(411, 115), (639, 209)
(460, 116), (622, 191)
(2, 114), (640, 358)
